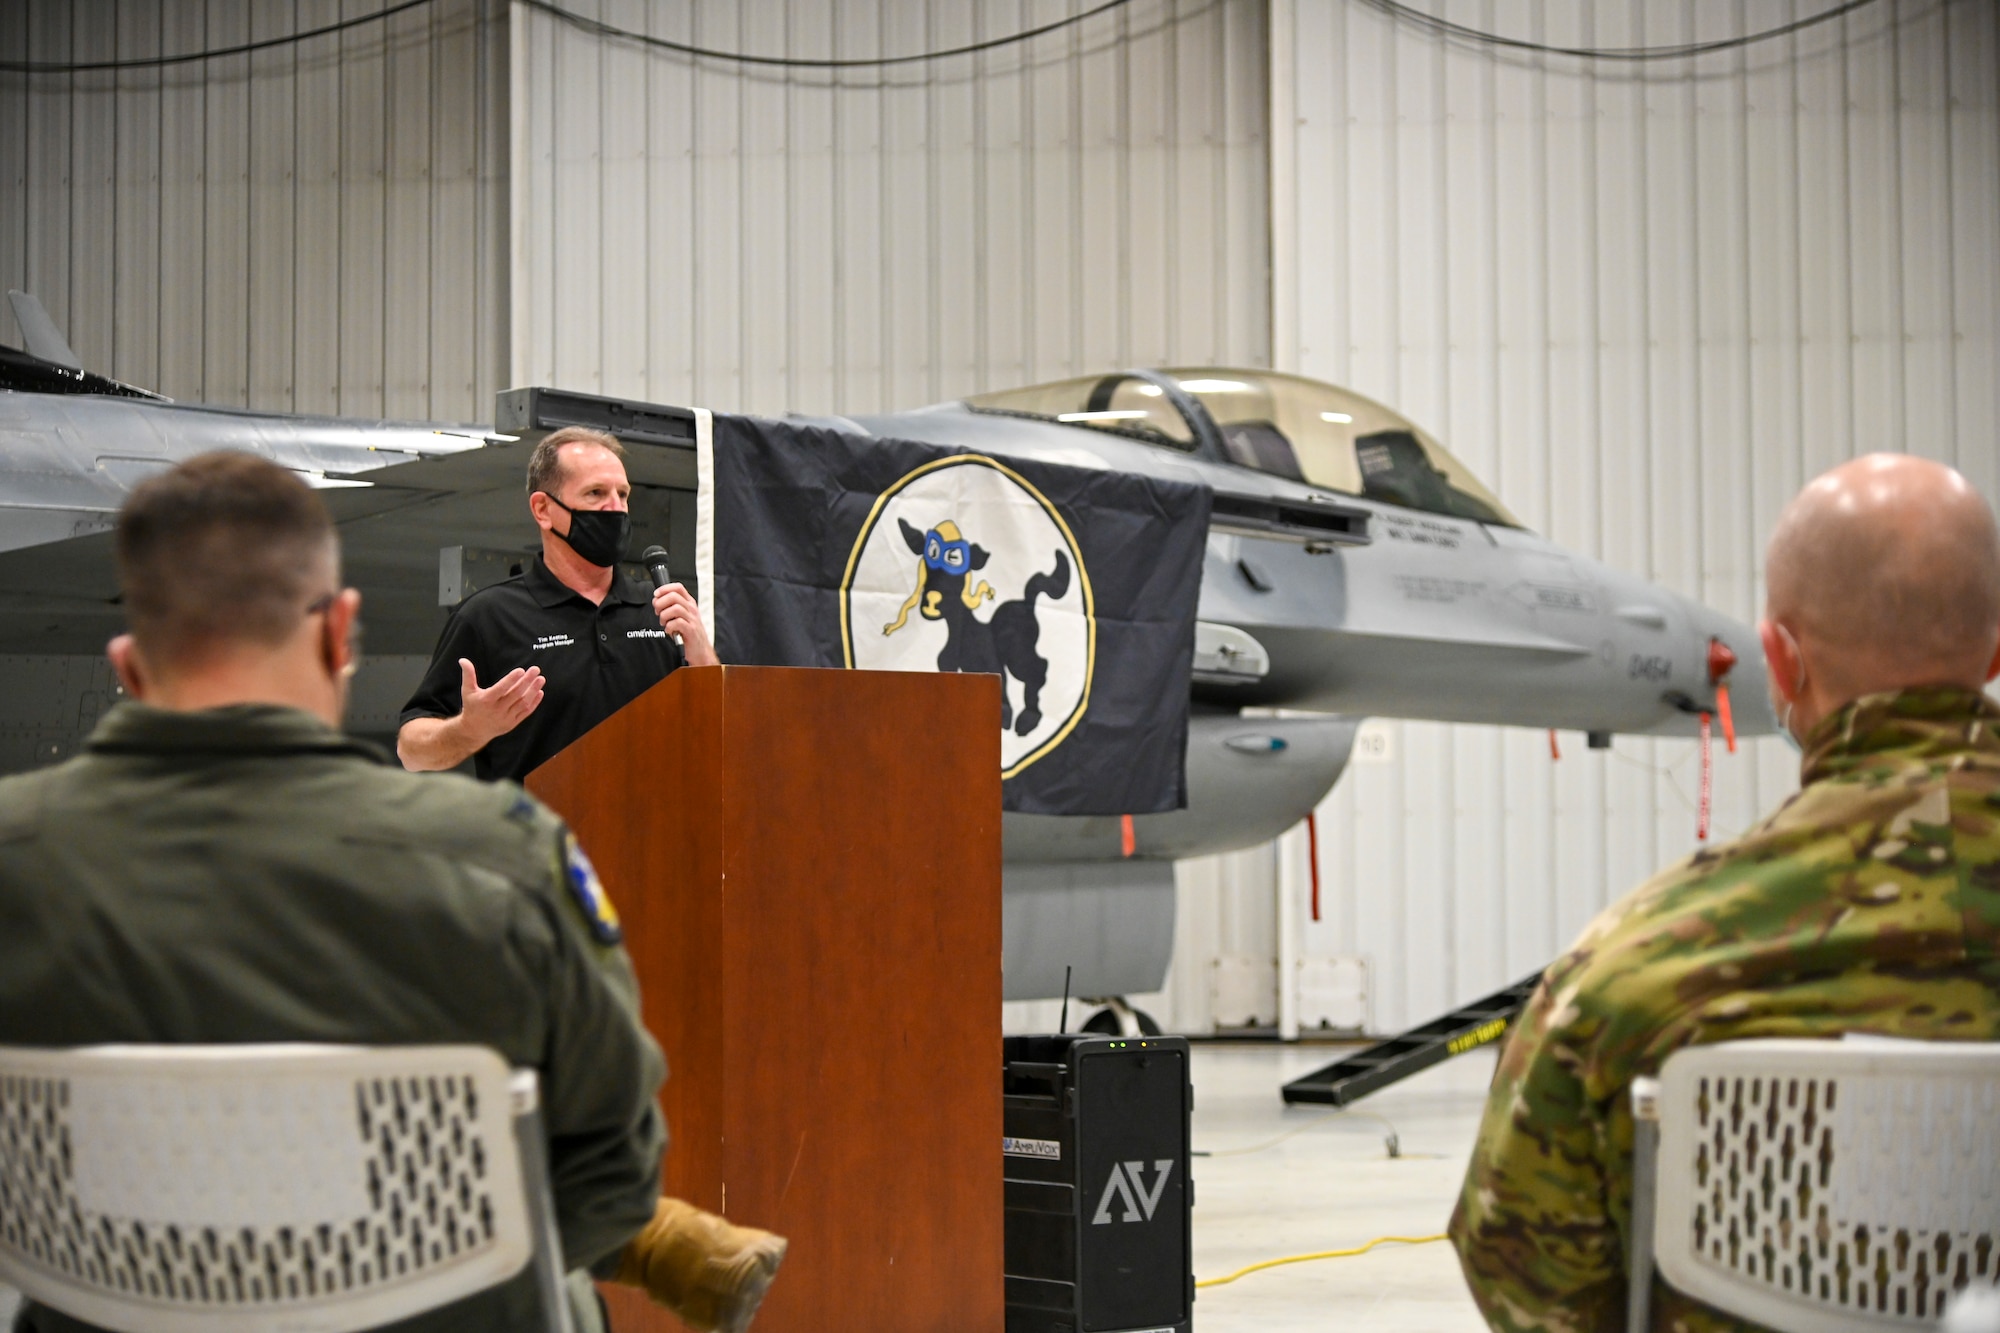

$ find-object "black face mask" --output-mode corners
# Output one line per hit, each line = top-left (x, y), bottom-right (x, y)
(543, 494), (631, 568)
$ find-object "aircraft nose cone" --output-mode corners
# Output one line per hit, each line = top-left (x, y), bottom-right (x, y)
(1690, 606), (1778, 737)
(1706, 637), (1738, 683)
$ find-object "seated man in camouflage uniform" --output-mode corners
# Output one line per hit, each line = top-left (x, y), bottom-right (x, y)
(0, 453), (780, 1333)
(1450, 453), (2000, 1332)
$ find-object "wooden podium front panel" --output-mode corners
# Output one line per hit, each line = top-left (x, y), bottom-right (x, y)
(527, 664), (730, 1222)
(527, 666), (1003, 1333)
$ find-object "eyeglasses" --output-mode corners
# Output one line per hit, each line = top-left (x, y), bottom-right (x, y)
(304, 591), (361, 679)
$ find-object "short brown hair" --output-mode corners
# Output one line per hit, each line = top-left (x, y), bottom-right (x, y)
(526, 426), (626, 497)
(116, 452), (337, 666)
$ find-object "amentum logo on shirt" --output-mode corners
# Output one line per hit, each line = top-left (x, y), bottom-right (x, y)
(626, 629), (667, 639)
(533, 634), (575, 651)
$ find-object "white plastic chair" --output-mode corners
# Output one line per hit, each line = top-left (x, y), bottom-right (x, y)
(1628, 1037), (2000, 1333)
(0, 1044), (576, 1333)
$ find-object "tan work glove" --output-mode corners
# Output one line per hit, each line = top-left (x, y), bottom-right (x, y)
(613, 1196), (789, 1333)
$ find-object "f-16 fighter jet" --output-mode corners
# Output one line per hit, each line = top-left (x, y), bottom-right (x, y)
(0, 293), (1771, 1016)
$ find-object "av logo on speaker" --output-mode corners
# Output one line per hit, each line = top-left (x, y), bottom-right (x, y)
(1090, 1159), (1175, 1225)
(841, 456), (1095, 778)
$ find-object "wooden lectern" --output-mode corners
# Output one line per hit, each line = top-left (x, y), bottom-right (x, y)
(526, 666), (1004, 1333)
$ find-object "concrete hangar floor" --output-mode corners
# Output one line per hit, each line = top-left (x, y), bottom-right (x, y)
(1185, 1042), (1495, 1332)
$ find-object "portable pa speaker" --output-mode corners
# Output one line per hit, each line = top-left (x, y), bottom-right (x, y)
(1001, 1033), (1194, 1333)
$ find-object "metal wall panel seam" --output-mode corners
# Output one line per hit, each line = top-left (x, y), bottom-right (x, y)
(827, 0), (843, 409)
(1685, 0), (1708, 625)
(247, 0), (295, 413)
(1075, 0), (1117, 372)
(292, 0), (340, 415)
(1333, 0), (1351, 383)
(505, 0), (524, 388)
(486, 0), (508, 411)
(922, 0), (937, 403)
(1116, 1), (1130, 365)
(639, 0), (661, 407)
(68, 3), (115, 378)
(1729, 0), (1762, 812)
(203, 0), (250, 408)
(1064, 0), (1080, 382)
(0, 5), (25, 296)
(433, 0), (470, 417)
(1837, 1), (1857, 458)
(342, 0), (388, 416)
(1896, 0), (1953, 465)
(1889, 0), (1909, 456)
(159, 1), (205, 399)
(26, 1), (73, 358)
(429, 0), (448, 416)
(542, 0), (561, 390)
(548, 0), (596, 392)
(784, 0), (799, 414)
(1632, 0), (1664, 882)
(732, 0), (762, 410)
(597, 0), (646, 402)
(1527, 0), (1550, 530)
(1849, 0), (1902, 455)
(1032, 0), (1048, 378)
(1502, 0), (1528, 982)
(1165, 1), (1181, 362)
(429, 0), (489, 420)
(1014, 0), (1038, 382)
(644, 0), (690, 408)
(426, 0), (441, 415)
(111, 0), (163, 392)
(386, 0), (435, 418)
(1423, 0), (1456, 1016)
(1797, 2), (1845, 494)
(1222, 0), (1262, 366)
(1940, 0), (1960, 469)
(1141, 0), (1174, 364)
(1786, 0), (1808, 514)
(1732, 0), (1755, 620)
(968, 0), (991, 388)
(1552, 0), (1605, 940)
(1944, 0), (2000, 499)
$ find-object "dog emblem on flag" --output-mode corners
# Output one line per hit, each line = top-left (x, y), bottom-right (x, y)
(842, 456), (1094, 778)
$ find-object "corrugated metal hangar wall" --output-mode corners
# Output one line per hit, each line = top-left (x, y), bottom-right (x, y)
(507, 0), (1270, 411)
(1235, 0), (2000, 1038)
(0, 0), (509, 424)
(3, 1), (1996, 1038)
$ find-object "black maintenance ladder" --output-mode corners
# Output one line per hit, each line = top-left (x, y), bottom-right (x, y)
(1280, 971), (1543, 1106)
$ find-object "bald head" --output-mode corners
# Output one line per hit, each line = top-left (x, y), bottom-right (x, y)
(1765, 454), (2000, 705)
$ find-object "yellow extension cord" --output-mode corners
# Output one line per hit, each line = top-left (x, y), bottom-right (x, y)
(1194, 1233), (1449, 1288)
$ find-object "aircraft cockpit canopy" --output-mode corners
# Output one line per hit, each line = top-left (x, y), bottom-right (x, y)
(967, 368), (1521, 528)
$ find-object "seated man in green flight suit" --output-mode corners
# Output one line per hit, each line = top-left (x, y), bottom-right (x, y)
(1451, 453), (2000, 1332)
(0, 452), (781, 1333)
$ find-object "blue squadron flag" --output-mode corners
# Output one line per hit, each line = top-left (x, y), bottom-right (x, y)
(693, 412), (1210, 816)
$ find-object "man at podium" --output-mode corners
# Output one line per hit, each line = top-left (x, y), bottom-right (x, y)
(398, 425), (718, 781)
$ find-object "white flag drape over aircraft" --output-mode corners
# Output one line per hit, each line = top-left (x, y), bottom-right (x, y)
(694, 413), (1210, 815)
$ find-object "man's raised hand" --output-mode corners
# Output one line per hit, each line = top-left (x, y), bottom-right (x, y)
(458, 658), (544, 744)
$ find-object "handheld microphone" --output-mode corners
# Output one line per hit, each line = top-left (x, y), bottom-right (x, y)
(639, 545), (683, 647)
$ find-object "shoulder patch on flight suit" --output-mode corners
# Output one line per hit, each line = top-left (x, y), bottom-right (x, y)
(561, 830), (623, 945)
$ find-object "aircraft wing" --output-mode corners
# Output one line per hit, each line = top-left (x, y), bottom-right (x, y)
(0, 388), (706, 658)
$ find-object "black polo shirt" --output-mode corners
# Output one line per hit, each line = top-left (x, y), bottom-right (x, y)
(401, 555), (683, 782)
